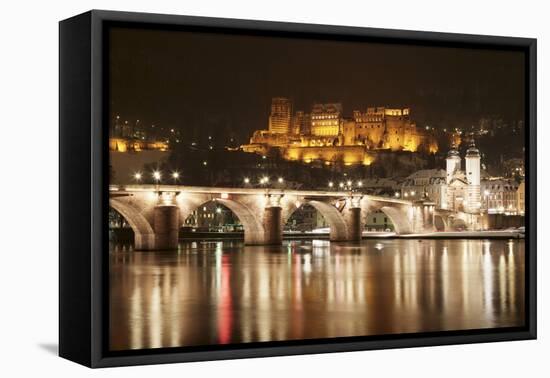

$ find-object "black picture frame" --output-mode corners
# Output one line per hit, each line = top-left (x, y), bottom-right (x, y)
(59, 9), (537, 368)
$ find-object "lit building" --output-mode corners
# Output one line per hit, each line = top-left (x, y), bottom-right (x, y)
(464, 141), (481, 213)
(364, 210), (394, 232)
(402, 139), (483, 214)
(442, 141), (482, 213)
(241, 97), (437, 166)
(183, 203), (241, 231)
(401, 169), (447, 207)
(481, 179), (520, 214)
(352, 107), (433, 152)
(286, 204), (328, 232)
(446, 144), (461, 184)
(268, 97), (292, 134)
(310, 103), (343, 137)
(109, 138), (169, 152)
(517, 180), (525, 215)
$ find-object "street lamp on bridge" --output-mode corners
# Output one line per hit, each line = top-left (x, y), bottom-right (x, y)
(171, 171), (180, 183)
(152, 170), (161, 191)
(152, 170), (161, 182)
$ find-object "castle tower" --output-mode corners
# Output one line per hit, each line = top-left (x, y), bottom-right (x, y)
(465, 139), (481, 213)
(268, 97), (292, 134)
(446, 144), (461, 184)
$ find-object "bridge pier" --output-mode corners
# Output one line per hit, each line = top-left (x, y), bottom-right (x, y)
(153, 205), (179, 250)
(263, 206), (283, 245)
(346, 207), (362, 242)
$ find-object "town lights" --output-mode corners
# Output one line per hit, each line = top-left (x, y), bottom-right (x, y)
(278, 177), (284, 183)
(339, 182), (344, 188)
(328, 181), (334, 188)
(244, 177), (250, 184)
(395, 192), (400, 197)
(347, 180), (352, 186)
(357, 181), (363, 187)
(133, 172), (142, 181)
(216, 207), (222, 214)
(172, 171), (180, 180)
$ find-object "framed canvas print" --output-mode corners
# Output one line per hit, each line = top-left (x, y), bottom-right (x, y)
(59, 10), (537, 368)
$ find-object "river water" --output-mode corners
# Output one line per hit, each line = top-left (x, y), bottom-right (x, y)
(109, 238), (525, 351)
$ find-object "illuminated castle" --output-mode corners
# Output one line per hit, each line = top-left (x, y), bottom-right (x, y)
(242, 97), (438, 166)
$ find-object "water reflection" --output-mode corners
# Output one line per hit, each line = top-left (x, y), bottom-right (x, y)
(109, 239), (525, 351)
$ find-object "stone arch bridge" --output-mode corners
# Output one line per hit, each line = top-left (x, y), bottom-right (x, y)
(109, 185), (438, 250)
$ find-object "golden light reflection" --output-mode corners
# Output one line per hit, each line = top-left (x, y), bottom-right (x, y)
(109, 239), (525, 351)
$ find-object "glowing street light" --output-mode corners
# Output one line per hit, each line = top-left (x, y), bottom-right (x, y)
(346, 180), (352, 187)
(133, 172), (142, 182)
(152, 170), (161, 182)
(357, 181), (363, 187)
(216, 207), (222, 214)
(339, 182), (344, 188)
(244, 177), (250, 184)
(395, 192), (400, 198)
(172, 171), (180, 182)
(328, 181), (334, 188)
(278, 177), (284, 183)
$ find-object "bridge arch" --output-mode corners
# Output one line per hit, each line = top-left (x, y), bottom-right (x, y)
(307, 201), (349, 241)
(181, 198), (266, 245)
(283, 199), (349, 241)
(110, 198), (155, 250)
(378, 206), (413, 234)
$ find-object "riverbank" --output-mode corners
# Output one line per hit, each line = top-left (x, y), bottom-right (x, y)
(398, 230), (525, 239)
(111, 229), (524, 243)
(179, 231), (330, 240)
(177, 230), (524, 241)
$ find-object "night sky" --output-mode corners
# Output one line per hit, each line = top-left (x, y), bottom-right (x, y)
(109, 26), (526, 142)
